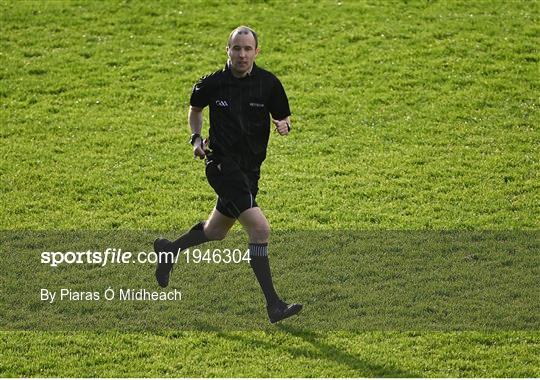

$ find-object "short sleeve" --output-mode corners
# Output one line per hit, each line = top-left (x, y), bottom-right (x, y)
(268, 77), (291, 120)
(189, 75), (210, 108)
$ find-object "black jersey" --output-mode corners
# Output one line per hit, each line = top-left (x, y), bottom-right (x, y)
(190, 63), (290, 170)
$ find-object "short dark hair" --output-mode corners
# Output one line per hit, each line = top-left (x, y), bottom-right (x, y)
(228, 26), (258, 48)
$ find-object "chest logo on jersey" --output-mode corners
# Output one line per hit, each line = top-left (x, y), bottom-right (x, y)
(249, 102), (265, 108)
(215, 100), (229, 107)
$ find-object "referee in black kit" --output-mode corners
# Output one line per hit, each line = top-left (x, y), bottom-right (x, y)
(154, 26), (302, 324)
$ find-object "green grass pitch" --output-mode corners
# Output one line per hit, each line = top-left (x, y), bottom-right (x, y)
(1, 0), (539, 377)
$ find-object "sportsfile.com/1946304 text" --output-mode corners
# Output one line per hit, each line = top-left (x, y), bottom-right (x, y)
(40, 248), (251, 267)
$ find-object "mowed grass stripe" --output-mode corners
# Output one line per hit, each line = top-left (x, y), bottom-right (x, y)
(1, 0), (538, 377)
(1, 331), (539, 377)
(1, 231), (538, 331)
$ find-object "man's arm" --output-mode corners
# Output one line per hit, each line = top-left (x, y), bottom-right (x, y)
(189, 106), (206, 159)
(272, 116), (291, 136)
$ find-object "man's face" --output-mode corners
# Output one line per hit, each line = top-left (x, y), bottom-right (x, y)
(227, 32), (259, 77)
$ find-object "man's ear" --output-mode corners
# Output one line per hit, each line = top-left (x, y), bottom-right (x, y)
(255, 47), (261, 57)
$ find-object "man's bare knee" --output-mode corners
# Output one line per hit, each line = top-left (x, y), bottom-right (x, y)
(247, 221), (270, 243)
(238, 207), (271, 243)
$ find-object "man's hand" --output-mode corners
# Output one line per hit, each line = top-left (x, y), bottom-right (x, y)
(272, 118), (291, 136)
(193, 137), (206, 159)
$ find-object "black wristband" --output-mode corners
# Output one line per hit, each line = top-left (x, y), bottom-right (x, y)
(189, 133), (201, 145)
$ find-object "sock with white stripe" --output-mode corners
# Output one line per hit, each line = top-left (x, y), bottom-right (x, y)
(249, 243), (280, 306)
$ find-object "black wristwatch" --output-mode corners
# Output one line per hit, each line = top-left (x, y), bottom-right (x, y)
(189, 133), (201, 145)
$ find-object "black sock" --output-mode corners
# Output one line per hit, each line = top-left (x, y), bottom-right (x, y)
(249, 243), (280, 306)
(169, 221), (209, 255)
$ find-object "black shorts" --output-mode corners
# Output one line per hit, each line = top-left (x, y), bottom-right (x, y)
(205, 154), (260, 218)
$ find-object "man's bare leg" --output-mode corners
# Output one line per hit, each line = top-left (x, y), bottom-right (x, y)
(237, 207), (270, 243)
(204, 207), (236, 241)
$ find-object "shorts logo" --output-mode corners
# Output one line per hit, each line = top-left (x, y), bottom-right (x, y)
(215, 100), (229, 107)
(249, 102), (265, 108)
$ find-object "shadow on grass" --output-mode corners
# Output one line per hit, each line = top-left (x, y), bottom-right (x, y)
(190, 321), (417, 377)
(277, 324), (417, 377)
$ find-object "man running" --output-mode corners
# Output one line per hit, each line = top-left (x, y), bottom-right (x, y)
(154, 26), (302, 324)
